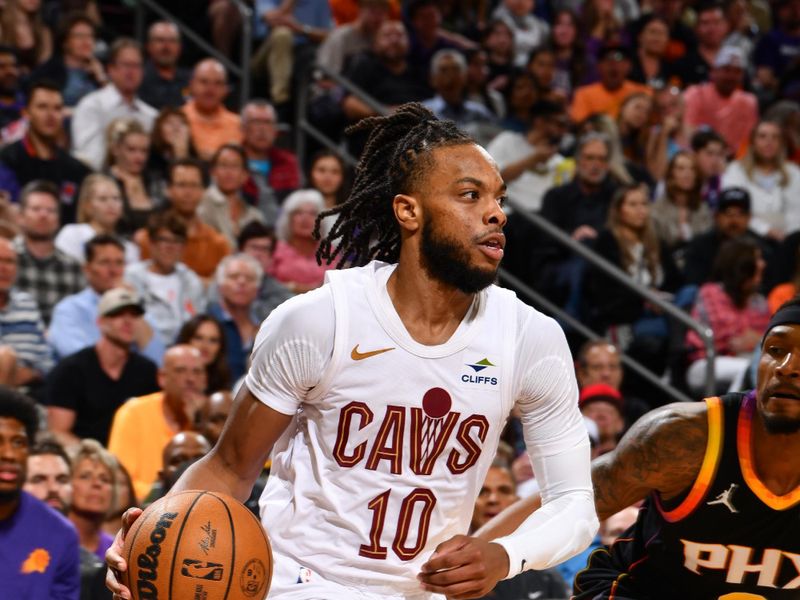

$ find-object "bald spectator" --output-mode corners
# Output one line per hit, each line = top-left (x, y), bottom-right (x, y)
(198, 390), (232, 446)
(316, 0), (391, 76)
(570, 45), (651, 124)
(134, 159), (230, 280)
(242, 99), (301, 201)
(144, 431), (211, 504)
(139, 21), (190, 110)
(45, 287), (159, 446)
(683, 46), (758, 155)
(71, 38), (157, 170)
(108, 344), (207, 499)
(182, 59), (241, 160)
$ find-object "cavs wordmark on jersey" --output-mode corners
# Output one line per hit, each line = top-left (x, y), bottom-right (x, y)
(244, 262), (584, 595)
(576, 392), (800, 599)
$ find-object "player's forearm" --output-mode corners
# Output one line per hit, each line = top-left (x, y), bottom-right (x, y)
(474, 493), (542, 541)
(170, 450), (258, 502)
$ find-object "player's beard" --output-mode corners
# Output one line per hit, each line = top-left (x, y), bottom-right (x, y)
(420, 219), (497, 294)
(761, 412), (800, 435)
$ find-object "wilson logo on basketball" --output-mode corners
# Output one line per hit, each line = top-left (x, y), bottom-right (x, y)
(136, 511), (178, 598)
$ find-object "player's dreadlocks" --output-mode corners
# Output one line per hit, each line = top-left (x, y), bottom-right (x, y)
(314, 103), (474, 268)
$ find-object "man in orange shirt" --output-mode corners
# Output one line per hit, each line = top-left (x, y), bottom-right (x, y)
(570, 45), (651, 123)
(135, 159), (230, 280)
(181, 58), (241, 159)
(107, 344), (207, 500)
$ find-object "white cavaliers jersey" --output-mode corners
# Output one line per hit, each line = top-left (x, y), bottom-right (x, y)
(245, 262), (581, 596)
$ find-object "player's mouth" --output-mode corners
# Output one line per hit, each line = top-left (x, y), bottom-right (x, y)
(477, 233), (505, 261)
(0, 466), (20, 482)
(766, 387), (800, 402)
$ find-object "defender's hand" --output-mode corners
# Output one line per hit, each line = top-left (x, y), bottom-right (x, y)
(418, 535), (510, 599)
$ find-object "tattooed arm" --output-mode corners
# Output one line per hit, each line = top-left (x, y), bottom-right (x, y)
(475, 401), (710, 539)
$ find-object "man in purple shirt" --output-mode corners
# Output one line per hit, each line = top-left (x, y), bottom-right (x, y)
(0, 387), (80, 599)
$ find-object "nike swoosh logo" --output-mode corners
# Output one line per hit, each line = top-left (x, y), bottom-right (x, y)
(351, 345), (395, 361)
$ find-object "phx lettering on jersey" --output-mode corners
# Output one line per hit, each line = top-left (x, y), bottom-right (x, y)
(682, 541), (800, 590)
(136, 511), (179, 599)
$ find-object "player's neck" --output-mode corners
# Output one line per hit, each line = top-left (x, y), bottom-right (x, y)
(387, 260), (475, 346)
(751, 412), (800, 495)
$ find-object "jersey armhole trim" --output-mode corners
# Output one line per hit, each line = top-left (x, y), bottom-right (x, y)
(306, 275), (347, 402)
(738, 393), (800, 510)
(656, 396), (723, 523)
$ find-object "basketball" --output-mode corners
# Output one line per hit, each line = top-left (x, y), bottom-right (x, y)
(121, 490), (272, 600)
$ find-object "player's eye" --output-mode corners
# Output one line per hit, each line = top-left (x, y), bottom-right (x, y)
(461, 190), (480, 200)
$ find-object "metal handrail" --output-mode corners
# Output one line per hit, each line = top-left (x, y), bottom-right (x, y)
(506, 199), (716, 397)
(134, 0), (253, 107)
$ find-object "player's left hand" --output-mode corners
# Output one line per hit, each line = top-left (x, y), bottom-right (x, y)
(417, 535), (509, 599)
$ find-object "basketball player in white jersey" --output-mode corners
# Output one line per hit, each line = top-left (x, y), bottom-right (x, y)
(106, 103), (598, 599)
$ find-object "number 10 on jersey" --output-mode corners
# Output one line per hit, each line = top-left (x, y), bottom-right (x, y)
(360, 488), (437, 561)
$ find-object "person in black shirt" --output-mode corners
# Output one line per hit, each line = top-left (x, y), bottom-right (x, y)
(0, 46), (24, 130)
(44, 287), (159, 446)
(138, 21), (190, 110)
(0, 81), (90, 224)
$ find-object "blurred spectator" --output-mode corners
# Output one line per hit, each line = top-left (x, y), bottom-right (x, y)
(753, 0), (800, 100)
(207, 0), (243, 60)
(0, 46), (23, 131)
(691, 127), (727, 207)
(650, 0), (695, 63)
(182, 59), (241, 161)
(629, 14), (673, 88)
(683, 46), (757, 156)
(175, 314), (232, 394)
(199, 143), (269, 247)
(570, 45), (650, 124)
(0, 0), (53, 73)
(645, 85), (690, 181)
(105, 118), (156, 236)
(651, 151), (712, 256)
(0, 236), (52, 386)
(488, 99), (568, 213)
(405, 0), (475, 75)
(198, 390), (232, 445)
(71, 38), (156, 171)
(584, 184), (680, 366)
(0, 81), (90, 224)
(470, 461), (570, 600)
(308, 149), (348, 211)
(763, 100), (800, 166)
(499, 71), (536, 133)
(31, 13), (105, 110)
(237, 221), (293, 321)
(270, 189), (332, 292)
(480, 19), (515, 95)
(13, 180), (84, 324)
(135, 159), (231, 280)
(241, 99), (300, 202)
(253, 0), (332, 108)
(102, 462), (135, 539)
(24, 437), (72, 514)
(108, 344), (207, 500)
(549, 9), (597, 100)
(582, 0), (625, 56)
(139, 21), (189, 111)
(45, 287), (158, 446)
(768, 243), (800, 313)
(146, 107), (198, 191)
(66, 439), (115, 559)
(49, 235), (165, 364)
(616, 92), (653, 169)
(685, 237), (770, 393)
(316, 0), (390, 76)
(342, 20), (430, 121)
(578, 383), (625, 455)
(330, 0), (400, 25)
(599, 505), (640, 545)
(208, 253), (262, 381)
(721, 119), (800, 241)
(464, 49), (505, 118)
(492, 0), (549, 68)
(422, 49), (495, 139)
(579, 113), (648, 185)
(125, 211), (206, 345)
(0, 388), (80, 600)
(55, 174), (139, 264)
(143, 431), (210, 505)
(526, 45), (565, 104)
(674, 1), (731, 86)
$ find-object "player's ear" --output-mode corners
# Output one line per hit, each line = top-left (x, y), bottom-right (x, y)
(393, 193), (421, 233)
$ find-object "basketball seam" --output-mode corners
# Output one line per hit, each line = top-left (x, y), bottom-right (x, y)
(207, 491), (236, 599)
(168, 491), (208, 599)
(241, 504), (273, 596)
(124, 506), (151, 591)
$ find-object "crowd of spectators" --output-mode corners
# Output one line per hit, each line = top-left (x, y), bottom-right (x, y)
(0, 0), (798, 597)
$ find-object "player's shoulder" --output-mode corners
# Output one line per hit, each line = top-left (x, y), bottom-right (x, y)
(258, 281), (335, 338)
(499, 293), (569, 347)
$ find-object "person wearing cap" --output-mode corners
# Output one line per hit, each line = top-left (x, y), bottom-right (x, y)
(683, 45), (758, 155)
(43, 286), (159, 447)
(578, 383), (626, 456)
(108, 344), (207, 500)
(570, 44), (651, 124)
(477, 295), (800, 598)
(721, 119), (800, 242)
(682, 186), (776, 287)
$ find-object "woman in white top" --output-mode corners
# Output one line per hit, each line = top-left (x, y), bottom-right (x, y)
(721, 119), (800, 242)
(55, 174), (140, 263)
